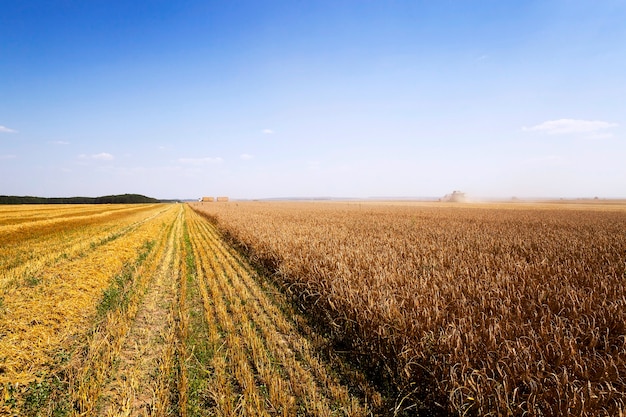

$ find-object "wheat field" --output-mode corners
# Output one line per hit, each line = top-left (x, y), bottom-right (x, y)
(0, 204), (373, 416)
(191, 200), (626, 416)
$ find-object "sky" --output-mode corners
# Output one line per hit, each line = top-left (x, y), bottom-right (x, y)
(1, 0), (625, 200)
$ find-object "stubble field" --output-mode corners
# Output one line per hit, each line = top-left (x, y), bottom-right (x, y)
(0, 203), (372, 416)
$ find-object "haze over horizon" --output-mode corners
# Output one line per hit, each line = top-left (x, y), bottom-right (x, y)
(2, 1), (625, 200)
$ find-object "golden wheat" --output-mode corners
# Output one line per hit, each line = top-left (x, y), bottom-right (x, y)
(191, 200), (626, 416)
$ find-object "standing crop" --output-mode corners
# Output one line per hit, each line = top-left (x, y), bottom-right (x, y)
(191, 201), (626, 416)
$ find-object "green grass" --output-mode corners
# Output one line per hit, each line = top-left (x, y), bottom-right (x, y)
(95, 240), (155, 318)
(23, 379), (70, 417)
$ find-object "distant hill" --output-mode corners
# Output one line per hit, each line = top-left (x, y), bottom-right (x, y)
(0, 193), (160, 205)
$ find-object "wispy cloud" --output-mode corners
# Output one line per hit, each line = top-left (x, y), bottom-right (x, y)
(523, 119), (618, 137)
(0, 125), (17, 134)
(177, 157), (223, 165)
(79, 152), (114, 161)
(49, 140), (70, 145)
(0, 154), (17, 160)
(240, 153), (254, 160)
(262, 129), (274, 135)
(93, 152), (114, 160)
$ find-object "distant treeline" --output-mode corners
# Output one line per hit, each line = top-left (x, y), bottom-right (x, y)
(0, 194), (161, 205)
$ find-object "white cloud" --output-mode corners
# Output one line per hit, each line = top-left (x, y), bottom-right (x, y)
(523, 119), (618, 136)
(240, 153), (254, 160)
(93, 152), (114, 160)
(262, 129), (274, 134)
(79, 152), (114, 160)
(0, 125), (17, 133)
(177, 157), (223, 165)
(0, 154), (17, 160)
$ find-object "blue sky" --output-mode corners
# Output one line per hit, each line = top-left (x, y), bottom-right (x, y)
(1, 1), (625, 199)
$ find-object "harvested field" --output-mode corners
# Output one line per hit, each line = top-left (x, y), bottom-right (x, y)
(0, 204), (371, 416)
(0, 204), (170, 388)
(190, 200), (626, 416)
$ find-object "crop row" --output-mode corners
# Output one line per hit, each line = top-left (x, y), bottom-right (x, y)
(0, 204), (163, 285)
